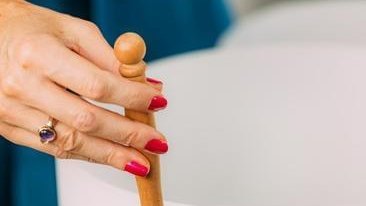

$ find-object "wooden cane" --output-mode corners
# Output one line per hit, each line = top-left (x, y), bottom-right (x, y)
(113, 32), (164, 206)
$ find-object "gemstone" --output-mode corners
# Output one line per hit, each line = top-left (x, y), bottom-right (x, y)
(39, 127), (56, 142)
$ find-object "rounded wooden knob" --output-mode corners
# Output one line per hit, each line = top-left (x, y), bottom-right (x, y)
(114, 32), (146, 65)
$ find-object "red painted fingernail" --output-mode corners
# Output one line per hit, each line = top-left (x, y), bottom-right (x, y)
(124, 161), (149, 177)
(145, 139), (169, 154)
(148, 96), (168, 111)
(146, 77), (163, 84)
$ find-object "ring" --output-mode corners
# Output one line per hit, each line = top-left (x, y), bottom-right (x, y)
(38, 117), (57, 144)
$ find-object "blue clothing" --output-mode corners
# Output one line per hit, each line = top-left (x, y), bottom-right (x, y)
(0, 1), (231, 206)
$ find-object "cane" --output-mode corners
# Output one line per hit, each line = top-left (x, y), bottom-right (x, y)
(114, 32), (164, 206)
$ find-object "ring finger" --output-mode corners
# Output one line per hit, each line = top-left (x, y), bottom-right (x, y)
(0, 96), (150, 176)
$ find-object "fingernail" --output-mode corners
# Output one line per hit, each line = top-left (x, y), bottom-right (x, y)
(124, 161), (149, 177)
(146, 77), (163, 84)
(148, 96), (168, 111)
(145, 139), (169, 154)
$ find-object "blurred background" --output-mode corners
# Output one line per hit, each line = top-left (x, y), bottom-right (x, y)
(222, 0), (366, 47)
(2, 0), (366, 206)
(22, 0), (366, 61)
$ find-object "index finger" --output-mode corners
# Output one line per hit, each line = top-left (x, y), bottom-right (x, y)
(33, 37), (167, 112)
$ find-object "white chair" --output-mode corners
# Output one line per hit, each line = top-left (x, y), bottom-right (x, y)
(58, 43), (366, 206)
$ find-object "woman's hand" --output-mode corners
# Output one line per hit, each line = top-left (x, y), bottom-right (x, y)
(0, 0), (168, 177)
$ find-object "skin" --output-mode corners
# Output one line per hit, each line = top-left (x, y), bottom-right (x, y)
(0, 0), (166, 174)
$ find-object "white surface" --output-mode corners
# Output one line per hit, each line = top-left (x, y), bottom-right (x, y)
(225, 0), (273, 17)
(56, 159), (188, 206)
(58, 44), (366, 206)
(221, 1), (366, 47)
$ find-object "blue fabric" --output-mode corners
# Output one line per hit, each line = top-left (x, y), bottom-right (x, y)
(0, 138), (12, 205)
(0, 1), (231, 206)
(0, 138), (58, 206)
(91, 0), (231, 60)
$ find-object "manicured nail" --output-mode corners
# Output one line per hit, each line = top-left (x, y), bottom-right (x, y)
(145, 139), (169, 154)
(146, 77), (163, 84)
(148, 96), (168, 111)
(124, 161), (149, 177)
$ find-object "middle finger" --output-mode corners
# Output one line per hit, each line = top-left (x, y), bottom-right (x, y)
(9, 77), (168, 154)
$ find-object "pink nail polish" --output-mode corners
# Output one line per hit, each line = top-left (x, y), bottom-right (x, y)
(148, 96), (168, 111)
(145, 139), (169, 154)
(124, 161), (149, 177)
(146, 77), (163, 84)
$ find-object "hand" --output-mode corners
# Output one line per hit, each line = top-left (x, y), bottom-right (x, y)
(0, 0), (168, 177)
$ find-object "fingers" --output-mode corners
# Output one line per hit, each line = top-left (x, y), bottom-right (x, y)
(52, 123), (150, 176)
(23, 35), (167, 112)
(0, 110), (150, 176)
(0, 80), (168, 154)
(0, 121), (88, 162)
(62, 18), (120, 74)
(146, 77), (163, 92)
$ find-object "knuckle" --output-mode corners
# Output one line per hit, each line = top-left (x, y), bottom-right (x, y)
(124, 83), (151, 109)
(82, 20), (101, 34)
(54, 149), (72, 159)
(86, 79), (108, 100)
(123, 90), (139, 108)
(120, 128), (139, 146)
(72, 110), (97, 132)
(13, 38), (38, 65)
(57, 128), (82, 152)
(105, 149), (124, 168)
(0, 75), (22, 97)
(12, 34), (55, 67)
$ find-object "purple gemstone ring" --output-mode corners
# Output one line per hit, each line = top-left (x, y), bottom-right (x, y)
(38, 117), (57, 144)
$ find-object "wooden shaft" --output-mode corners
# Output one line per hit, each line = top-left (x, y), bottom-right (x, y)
(114, 32), (164, 206)
(126, 110), (164, 206)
